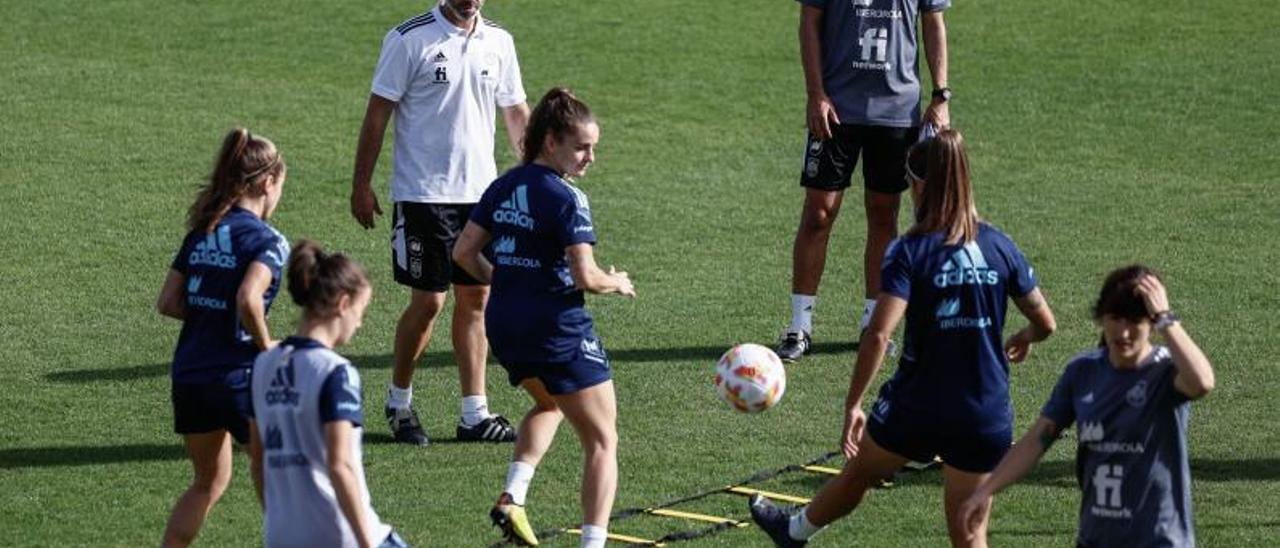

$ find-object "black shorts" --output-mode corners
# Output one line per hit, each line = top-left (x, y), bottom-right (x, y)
(800, 124), (919, 194)
(865, 395), (1012, 474)
(391, 202), (485, 292)
(172, 370), (250, 444)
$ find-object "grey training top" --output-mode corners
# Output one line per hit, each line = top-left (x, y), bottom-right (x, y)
(1042, 346), (1196, 547)
(798, 0), (949, 127)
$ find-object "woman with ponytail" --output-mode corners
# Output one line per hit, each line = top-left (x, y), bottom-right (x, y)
(453, 88), (634, 548)
(248, 241), (408, 548)
(750, 128), (1058, 547)
(155, 128), (290, 547)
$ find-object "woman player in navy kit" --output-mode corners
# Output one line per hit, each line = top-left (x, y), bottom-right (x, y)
(454, 88), (634, 548)
(248, 241), (407, 548)
(155, 128), (290, 547)
(750, 129), (1058, 547)
(958, 266), (1214, 546)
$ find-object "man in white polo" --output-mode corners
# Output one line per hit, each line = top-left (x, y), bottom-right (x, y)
(350, 0), (530, 446)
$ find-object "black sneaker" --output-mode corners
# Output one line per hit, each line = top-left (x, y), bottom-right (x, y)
(749, 495), (807, 547)
(457, 415), (517, 442)
(776, 329), (812, 362)
(385, 406), (429, 446)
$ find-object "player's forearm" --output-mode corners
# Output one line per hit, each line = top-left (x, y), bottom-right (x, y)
(845, 330), (888, 410)
(502, 103), (530, 159)
(456, 253), (493, 285)
(921, 11), (948, 89)
(236, 296), (271, 351)
(577, 265), (623, 295)
(1163, 322), (1215, 399)
(352, 97), (392, 190)
(981, 419), (1057, 497)
(328, 462), (374, 548)
(798, 6), (827, 98)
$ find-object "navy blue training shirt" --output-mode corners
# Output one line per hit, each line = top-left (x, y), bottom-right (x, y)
(876, 223), (1037, 429)
(1042, 346), (1195, 547)
(470, 164), (597, 364)
(169, 207), (289, 384)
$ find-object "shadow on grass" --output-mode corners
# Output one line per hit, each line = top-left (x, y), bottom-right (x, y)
(362, 432), (480, 446)
(0, 443), (186, 469)
(43, 341), (859, 384)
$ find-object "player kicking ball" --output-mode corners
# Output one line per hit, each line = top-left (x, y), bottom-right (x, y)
(454, 88), (634, 548)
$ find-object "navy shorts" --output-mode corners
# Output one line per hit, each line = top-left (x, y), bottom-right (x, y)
(800, 124), (919, 194)
(501, 337), (612, 396)
(865, 395), (1012, 474)
(172, 369), (251, 444)
(391, 202), (485, 292)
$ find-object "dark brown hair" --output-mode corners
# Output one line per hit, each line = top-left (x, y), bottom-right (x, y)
(1094, 264), (1160, 322)
(187, 128), (285, 233)
(287, 240), (370, 318)
(522, 87), (595, 165)
(906, 129), (980, 244)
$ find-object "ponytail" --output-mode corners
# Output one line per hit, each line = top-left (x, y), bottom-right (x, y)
(287, 240), (370, 318)
(906, 128), (980, 245)
(522, 87), (595, 165)
(187, 128), (286, 233)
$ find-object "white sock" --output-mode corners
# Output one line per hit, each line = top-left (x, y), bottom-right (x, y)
(579, 524), (607, 548)
(789, 508), (823, 540)
(859, 298), (877, 331)
(503, 461), (536, 506)
(789, 294), (816, 334)
(387, 384), (412, 410)
(460, 395), (492, 426)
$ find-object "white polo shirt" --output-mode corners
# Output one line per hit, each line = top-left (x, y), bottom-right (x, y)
(371, 7), (526, 204)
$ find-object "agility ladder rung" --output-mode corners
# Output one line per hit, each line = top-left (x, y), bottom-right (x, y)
(725, 486), (812, 505)
(565, 528), (664, 546)
(645, 507), (749, 527)
(800, 465), (842, 476)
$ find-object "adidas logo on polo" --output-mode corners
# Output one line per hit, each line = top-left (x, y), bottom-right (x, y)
(934, 242), (997, 288)
(189, 225), (237, 269)
(434, 51), (448, 62)
(493, 185), (535, 230)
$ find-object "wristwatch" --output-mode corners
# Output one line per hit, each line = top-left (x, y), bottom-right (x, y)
(932, 87), (952, 102)
(1153, 310), (1180, 331)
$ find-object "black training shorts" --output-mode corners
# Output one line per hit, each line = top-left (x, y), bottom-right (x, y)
(391, 202), (485, 292)
(800, 124), (919, 194)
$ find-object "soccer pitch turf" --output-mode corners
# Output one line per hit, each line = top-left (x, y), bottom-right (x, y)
(2, 0), (1279, 545)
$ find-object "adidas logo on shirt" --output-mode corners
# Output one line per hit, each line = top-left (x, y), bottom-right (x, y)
(434, 51), (447, 62)
(933, 242), (997, 288)
(189, 225), (237, 269)
(265, 361), (300, 406)
(493, 185), (535, 230)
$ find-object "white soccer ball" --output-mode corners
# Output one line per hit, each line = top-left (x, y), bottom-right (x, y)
(714, 343), (786, 413)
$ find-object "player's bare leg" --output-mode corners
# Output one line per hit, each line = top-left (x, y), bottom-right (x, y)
(386, 289), (445, 445)
(161, 431), (233, 548)
(780, 188), (845, 361)
(554, 381), (618, 531)
(491, 378), (562, 546)
(453, 283), (516, 441)
(943, 466), (992, 548)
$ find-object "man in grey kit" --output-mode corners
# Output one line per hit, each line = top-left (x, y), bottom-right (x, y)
(777, 0), (951, 360)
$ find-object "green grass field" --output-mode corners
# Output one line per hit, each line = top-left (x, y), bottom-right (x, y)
(3, 0), (1279, 545)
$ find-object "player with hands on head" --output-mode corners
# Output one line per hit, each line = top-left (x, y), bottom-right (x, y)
(778, 0), (951, 362)
(453, 87), (630, 548)
(156, 128), (290, 548)
(750, 129), (1056, 547)
(957, 265), (1214, 547)
(248, 241), (408, 548)
(350, 0), (531, 446)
